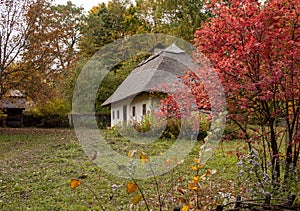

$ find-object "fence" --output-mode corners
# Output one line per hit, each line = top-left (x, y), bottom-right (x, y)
(215, 193), (299, 211)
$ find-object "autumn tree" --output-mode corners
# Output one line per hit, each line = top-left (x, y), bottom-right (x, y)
(0, 0), (84, 103)
(19, 0), (84, 101)
(194, 0), (299, 187)
(0, 0), (43, 99)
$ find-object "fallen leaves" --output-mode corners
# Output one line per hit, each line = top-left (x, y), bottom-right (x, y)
(131, 194), (142, 205)
(70, 179), (81, 189)
(139, 152), (149, 163)
(126, 182), (138, 194)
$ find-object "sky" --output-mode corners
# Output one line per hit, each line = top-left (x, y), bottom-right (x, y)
(54, 0), (108, 11)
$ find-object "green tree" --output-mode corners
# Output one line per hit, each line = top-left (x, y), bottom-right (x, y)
(136, 0), (209, 41)
(79, 0), (150, 57)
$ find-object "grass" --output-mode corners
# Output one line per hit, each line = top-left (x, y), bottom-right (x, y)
(0, 128), (246, 210)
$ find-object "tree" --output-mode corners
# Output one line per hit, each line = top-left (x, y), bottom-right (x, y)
(79, 0), (149, 57)
(135, 0), (209, 41)
(20, 0), (84, 101)
(0, 0), (42, 98)
(47, 1), (84, 71)
(194, 0), (299, 187)
(0, 0), (85, 102)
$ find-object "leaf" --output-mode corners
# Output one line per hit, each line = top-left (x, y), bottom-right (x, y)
(126, 182), (138, 194)
(179, 197), (188, 204)
(188, 182), (199, 192)
(70, 179), (81, 189)
(200, 169), (211, 180)
(190, 166), (198, 171)
(139, 152), (149, 163)
(193, 158), (200, 163)
(166, 159), (171, 167)
(128, 150), (137, 158)
(193, 175), (199, 183)
(190, 164), (204, 171)
(182, 205), (189, 211)
(131, 194), (142, 205)
(177, 187), (185, 195)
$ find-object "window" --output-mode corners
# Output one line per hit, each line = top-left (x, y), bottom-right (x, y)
(117, 110), (120, 119)
(142, 104), (146, 115)
(132, 106), (136, 117)
(112, 111), (115, 120)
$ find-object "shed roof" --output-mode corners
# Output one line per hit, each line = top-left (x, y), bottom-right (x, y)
(102, 43), (197, 106)
(0, 90), (26, 109)
(4, 89), (25, 98)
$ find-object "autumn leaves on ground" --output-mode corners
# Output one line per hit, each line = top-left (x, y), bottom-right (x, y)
(0, 128), (243, 210)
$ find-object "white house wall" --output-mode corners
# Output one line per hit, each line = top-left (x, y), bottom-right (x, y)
(110, 94), (161, 127)
(110, 98), (131, 126)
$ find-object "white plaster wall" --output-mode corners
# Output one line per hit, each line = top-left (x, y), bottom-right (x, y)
(110, 94), (161, 127)
(110, 98), (131, 126)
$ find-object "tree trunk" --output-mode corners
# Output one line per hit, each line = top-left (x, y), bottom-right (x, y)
(270, 121), (281, 186)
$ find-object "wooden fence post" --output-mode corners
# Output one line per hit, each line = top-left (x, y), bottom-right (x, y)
(290, 194), (296, 206)
(216, 205), (223, 211)
(264, 192), (271, 205)
(234, 195), (242, 208)
(173, 206), (180, 211)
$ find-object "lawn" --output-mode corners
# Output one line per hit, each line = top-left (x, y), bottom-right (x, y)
(0, 128), (245, 210)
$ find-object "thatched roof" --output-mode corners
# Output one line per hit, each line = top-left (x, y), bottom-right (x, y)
(0, 90), (26, 109)
(102, 43), (197, 106)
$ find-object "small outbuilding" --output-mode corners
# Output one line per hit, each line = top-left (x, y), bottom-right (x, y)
(102, 43), (196, 126)
(0, 90), (26, 127)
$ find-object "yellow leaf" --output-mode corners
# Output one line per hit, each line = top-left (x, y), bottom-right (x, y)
(139, 152), (149, 163)
(126, 182), (138, 194)
(190, 166), (198, 171)
(131, 194), (142, 205)
(190, 164), (204, 171)
(192, 186), (199, 191)
(188, 182), (199, 191)
(70, 179), (81, 189)
(182, 205), (189, 211)
(194, 158), (200, 163)
(193, 175), (199, 183)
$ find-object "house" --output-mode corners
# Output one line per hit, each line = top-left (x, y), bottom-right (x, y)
(0, 90), (26, 127)
(102, 43), (197, 127)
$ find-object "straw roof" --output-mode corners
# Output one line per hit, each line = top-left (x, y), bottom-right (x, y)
(0, 90), (26, 109)
(102, 43), (196, 106)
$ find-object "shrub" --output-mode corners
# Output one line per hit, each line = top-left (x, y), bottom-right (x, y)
(27, 98), (71, 128)
(0, 109), (7, 127)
